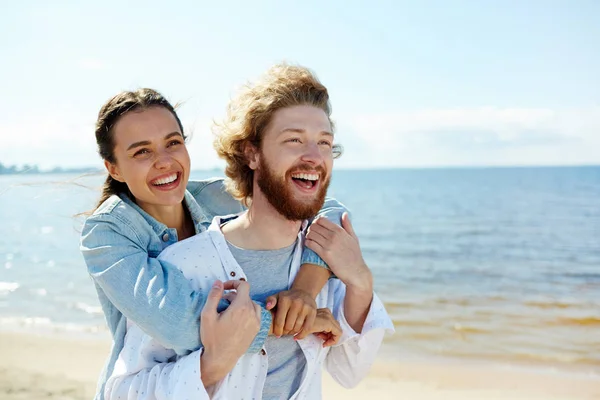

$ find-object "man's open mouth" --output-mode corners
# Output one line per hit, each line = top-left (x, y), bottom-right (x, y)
(291, 172), (320, 189)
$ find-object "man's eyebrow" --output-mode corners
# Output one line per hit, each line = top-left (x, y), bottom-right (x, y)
(280, 128), (333, 137)
(126, 132), (182, 151)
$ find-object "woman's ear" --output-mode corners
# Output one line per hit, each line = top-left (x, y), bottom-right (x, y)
(104, 160), (125, 182)
(244, 142), (260, 170)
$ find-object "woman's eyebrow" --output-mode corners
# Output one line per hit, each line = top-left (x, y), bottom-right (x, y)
(126, 132), (182, 151)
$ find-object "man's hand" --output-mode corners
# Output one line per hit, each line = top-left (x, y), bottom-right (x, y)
(200, 280), (261, 387)
(266, 288), (317, 339)
(306, 308), (342, 347)
(305, 212), (373, 291)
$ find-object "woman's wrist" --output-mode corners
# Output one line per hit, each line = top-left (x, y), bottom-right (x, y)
(200, 348), (230, 387)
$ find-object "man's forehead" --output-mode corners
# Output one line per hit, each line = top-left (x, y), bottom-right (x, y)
(269, 106), (332, 133)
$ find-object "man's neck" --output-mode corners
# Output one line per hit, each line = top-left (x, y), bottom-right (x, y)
(221, 194), (302, 251)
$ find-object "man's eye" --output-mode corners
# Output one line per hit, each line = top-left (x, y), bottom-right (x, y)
(319, 141), (332, 147)
(286, 138), (301, 143)
(168, 140), (183, 147)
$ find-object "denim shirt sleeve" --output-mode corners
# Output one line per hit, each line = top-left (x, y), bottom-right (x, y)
(80, 212), (269, 354)
(301, 197), (350, 270)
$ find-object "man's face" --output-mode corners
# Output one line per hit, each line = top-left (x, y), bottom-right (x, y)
(250, 105), (334, 221)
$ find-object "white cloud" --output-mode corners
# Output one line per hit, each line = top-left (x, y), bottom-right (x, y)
(333, 106), (600, 168)
(2, 106), (599, 170)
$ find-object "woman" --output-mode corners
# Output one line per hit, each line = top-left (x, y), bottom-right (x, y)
(80, 88), (348, 399)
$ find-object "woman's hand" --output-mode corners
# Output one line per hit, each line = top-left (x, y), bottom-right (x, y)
(199, 280), (261, 387)
(305, 212), (373, 292)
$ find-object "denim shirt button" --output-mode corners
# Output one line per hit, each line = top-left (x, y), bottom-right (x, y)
(162, 233), (169, 242)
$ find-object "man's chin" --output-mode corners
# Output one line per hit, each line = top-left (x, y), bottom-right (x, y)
(280, 200), (324, 221)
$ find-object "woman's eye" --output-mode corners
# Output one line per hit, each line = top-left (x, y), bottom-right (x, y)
(134, 148), (150, 157)
(286, 138), (301, 143)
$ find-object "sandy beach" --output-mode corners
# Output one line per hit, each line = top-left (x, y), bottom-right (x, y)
(1, 331), (598, 400)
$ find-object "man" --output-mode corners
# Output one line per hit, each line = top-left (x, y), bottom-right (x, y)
(104, 63), (394, 399)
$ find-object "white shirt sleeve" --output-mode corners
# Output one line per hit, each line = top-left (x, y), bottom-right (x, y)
(324, 283), (395, 388)
(104, 324), (211, 400)
(106, 350), (209, 400)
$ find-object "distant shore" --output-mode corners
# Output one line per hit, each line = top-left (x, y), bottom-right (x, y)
(1, 330), (598, 400)
(2, 163), (599, 176)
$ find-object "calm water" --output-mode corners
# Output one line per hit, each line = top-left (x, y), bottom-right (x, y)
(1, 167), (599, 371)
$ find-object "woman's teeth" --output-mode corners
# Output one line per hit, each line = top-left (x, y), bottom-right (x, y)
(152, 173), (178, 186)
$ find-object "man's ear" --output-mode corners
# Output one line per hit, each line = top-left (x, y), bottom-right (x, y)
(244, 142), (260, 170)
(104, 160), (125, 182)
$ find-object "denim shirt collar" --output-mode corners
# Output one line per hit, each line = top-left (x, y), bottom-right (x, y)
(118, 190), (208, 238)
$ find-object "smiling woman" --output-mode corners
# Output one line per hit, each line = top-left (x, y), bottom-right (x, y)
(94, 89), (187, 209)
(104, 106), (191, 231)
(81, 88), (270, 398)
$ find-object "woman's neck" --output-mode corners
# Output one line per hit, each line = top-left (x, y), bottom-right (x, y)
(138, 201), (194, 240)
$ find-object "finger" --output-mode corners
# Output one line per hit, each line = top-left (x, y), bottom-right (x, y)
(201, 280), (224, 318)
(299, 308), (317, 337)
(294, 327), (309, 340)
(313, 217), (339, 233)
(308, 223), (334, 240)
(273, 297), (290, 337)
(222, 291), (237, 303)
(223, 280), (250, 298)
(283, 302), (301, 334)
(315, 332), (330, 343)
(289, 312), (305, 335)
(341, 212), (357, 239)
(324, 334), (339, 347)
(306, 228), (329, 244)
(305, 238), (325, 255)
(265, 294), (278, 310)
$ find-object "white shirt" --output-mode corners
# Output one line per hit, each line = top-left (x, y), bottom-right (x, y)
(105, 216), (395, 400)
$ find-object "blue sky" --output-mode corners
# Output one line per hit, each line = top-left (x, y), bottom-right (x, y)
(1, 0), (599, 169)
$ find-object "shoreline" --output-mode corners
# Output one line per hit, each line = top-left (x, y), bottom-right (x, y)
(1, 330), (598, 400)
(3, 325), (598, 377)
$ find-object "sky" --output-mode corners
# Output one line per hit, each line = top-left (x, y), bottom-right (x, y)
(1, 0), (599, 170)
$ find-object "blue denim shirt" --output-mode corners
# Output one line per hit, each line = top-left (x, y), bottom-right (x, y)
(80, 178), (346, 400)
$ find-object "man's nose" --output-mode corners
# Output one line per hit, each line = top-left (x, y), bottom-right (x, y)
(300, 142), (323, 165)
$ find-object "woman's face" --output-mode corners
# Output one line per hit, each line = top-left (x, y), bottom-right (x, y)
(105, 106), (191, 214)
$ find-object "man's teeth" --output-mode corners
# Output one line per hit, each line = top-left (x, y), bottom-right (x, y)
(152, 173), (178, 185)
(291, 173), (319, 181)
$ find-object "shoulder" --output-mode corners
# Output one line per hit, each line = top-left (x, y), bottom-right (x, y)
(82, 194), (147, 238)
(186, 178), (226, 197)
(187, 178), (244, 217)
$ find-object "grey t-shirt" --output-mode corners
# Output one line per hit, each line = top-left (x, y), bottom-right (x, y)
(227, 240), (307, 400)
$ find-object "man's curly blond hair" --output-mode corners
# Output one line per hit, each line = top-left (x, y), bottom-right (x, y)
(213, 63), (342, 205)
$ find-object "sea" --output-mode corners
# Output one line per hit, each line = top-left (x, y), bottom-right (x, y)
(1, 166), (599, 373)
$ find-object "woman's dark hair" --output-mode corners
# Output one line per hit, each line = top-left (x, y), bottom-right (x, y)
(94, 88), (185, 210)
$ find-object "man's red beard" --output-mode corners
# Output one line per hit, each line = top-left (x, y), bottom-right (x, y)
(256, 156), (330, 221)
